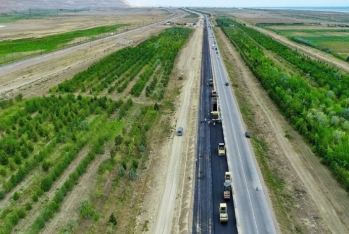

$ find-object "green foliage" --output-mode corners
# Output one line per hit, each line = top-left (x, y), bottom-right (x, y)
(128, 168), (137, 181)
(79, 200), (95, 218)
(41, 177), (53, 192)
(42, 160), (51, 172)
(218, 17), (349, 191)
(25, 202), (32, 211)
(0, 23), (126, 64)
(109, 213), (117, 226)
(54, 27), (192, 99)
(12, 192), (19, 200)
(114, 135), (123, 146)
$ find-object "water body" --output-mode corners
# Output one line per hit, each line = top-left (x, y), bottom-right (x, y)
(257, 7), (349, 13)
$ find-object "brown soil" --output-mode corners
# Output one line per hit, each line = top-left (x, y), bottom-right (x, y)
(215, 24), (349, 234)
(135, 18), (203, 234)
(0, 9), (171, 41)
(0, 25), (167, 100)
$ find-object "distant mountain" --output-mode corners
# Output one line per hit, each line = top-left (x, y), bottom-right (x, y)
(0, 0), (131, 13)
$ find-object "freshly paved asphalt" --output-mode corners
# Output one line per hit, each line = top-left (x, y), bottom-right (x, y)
(192, 17), (237, 234)
(207, 16), (278, 234)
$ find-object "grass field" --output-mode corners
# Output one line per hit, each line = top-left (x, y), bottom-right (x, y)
(0, 23), (127, 64)
(265, 26), (349, 60)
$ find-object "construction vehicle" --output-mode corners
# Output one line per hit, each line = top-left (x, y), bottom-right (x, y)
(225, 172), (231, 182)
(211, 90), (217, 97)
(218, 143), (225, 156)
(219, 203), (228, 223)
(208, 78), (213, 87)
(224, 172), (232, 199)
(210, 96), (221, 124)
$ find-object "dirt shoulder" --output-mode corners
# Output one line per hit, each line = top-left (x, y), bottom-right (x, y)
(135, 18), (202, 234)
(215, 27), (349, 234)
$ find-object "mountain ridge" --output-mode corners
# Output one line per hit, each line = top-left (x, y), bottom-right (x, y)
(0, 0), (131, 13)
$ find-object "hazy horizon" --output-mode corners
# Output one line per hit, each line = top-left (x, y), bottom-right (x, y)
(127, 0), (348, 7)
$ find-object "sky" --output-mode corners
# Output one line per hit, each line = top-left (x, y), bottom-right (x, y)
(127, 0), (348, 7)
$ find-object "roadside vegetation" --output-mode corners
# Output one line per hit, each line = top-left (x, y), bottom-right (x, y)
(0, 25), (192, 234)
(52, 27), (193, 99)
(259, 24), (349, 61)
(217, 17), (349, 192)
(0, 23), (126, 65)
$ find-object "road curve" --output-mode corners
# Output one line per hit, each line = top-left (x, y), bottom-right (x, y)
(207, 16), (278, 234)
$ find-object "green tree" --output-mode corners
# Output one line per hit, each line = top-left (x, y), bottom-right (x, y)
(13, 192), (19, 200)
(42, 161), (51, 172)
(109, 213), (117, 226)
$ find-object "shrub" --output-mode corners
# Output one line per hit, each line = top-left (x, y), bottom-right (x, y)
(25, 202), (32, 210)
(79, 200), (95, 218)
(32, 194), (38, 202)
(41, 177), (53, 192)
(42, 161), (51, 172)
(109, 213), (117, 226)
(13, 192), (19, 201)
(0, 191), (5, 200)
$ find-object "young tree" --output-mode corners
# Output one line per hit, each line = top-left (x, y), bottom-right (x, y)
(108, 213), (117, 226)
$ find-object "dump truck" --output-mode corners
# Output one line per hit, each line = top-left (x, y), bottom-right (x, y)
(224, 172), (232, 199)
(225, 172), (231, 182)
(208, 78), (213, 87)
(219, 203), (228, 223)
(210, 97), (221, 124)
(218, 143), (225, 156)
(223, 182), (231, 199)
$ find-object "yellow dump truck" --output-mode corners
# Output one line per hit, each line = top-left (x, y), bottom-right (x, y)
(219, 203), (228, 223)
(218, 143), (225, 156)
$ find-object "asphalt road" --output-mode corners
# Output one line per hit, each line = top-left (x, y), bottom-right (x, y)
(192, 18), (237, 234)
(207, 17), (278, 234)
(0, 13), (183, 78)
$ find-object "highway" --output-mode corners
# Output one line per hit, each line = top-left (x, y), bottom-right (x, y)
(192, 18), (237, 234)
(0, 13), (183, 78)
(206, 17), (278, 234)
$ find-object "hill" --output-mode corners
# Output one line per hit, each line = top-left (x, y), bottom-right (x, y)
(0, 0), (130, 13)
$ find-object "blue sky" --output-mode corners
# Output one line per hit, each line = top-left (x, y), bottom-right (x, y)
(127, 0), (348, 7)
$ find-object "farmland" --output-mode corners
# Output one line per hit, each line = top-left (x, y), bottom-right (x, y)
(217, 17), (349, 194)
(263, 25), (349, 60)
(0, 26), (192, 233)
(52, 27), (192, 100)
(0, 23), (126, 65)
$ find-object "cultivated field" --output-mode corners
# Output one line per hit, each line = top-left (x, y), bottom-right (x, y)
(0, 8), (173, 64)
(262, 26), (349, 60)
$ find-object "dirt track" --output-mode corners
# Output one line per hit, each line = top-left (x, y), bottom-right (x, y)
(136, 17), (202, 234)
(215, 26), (349, 234)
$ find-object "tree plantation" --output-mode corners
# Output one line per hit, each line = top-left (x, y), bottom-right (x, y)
(217, 17), (349, 191)
(0, 26), (193, 234)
